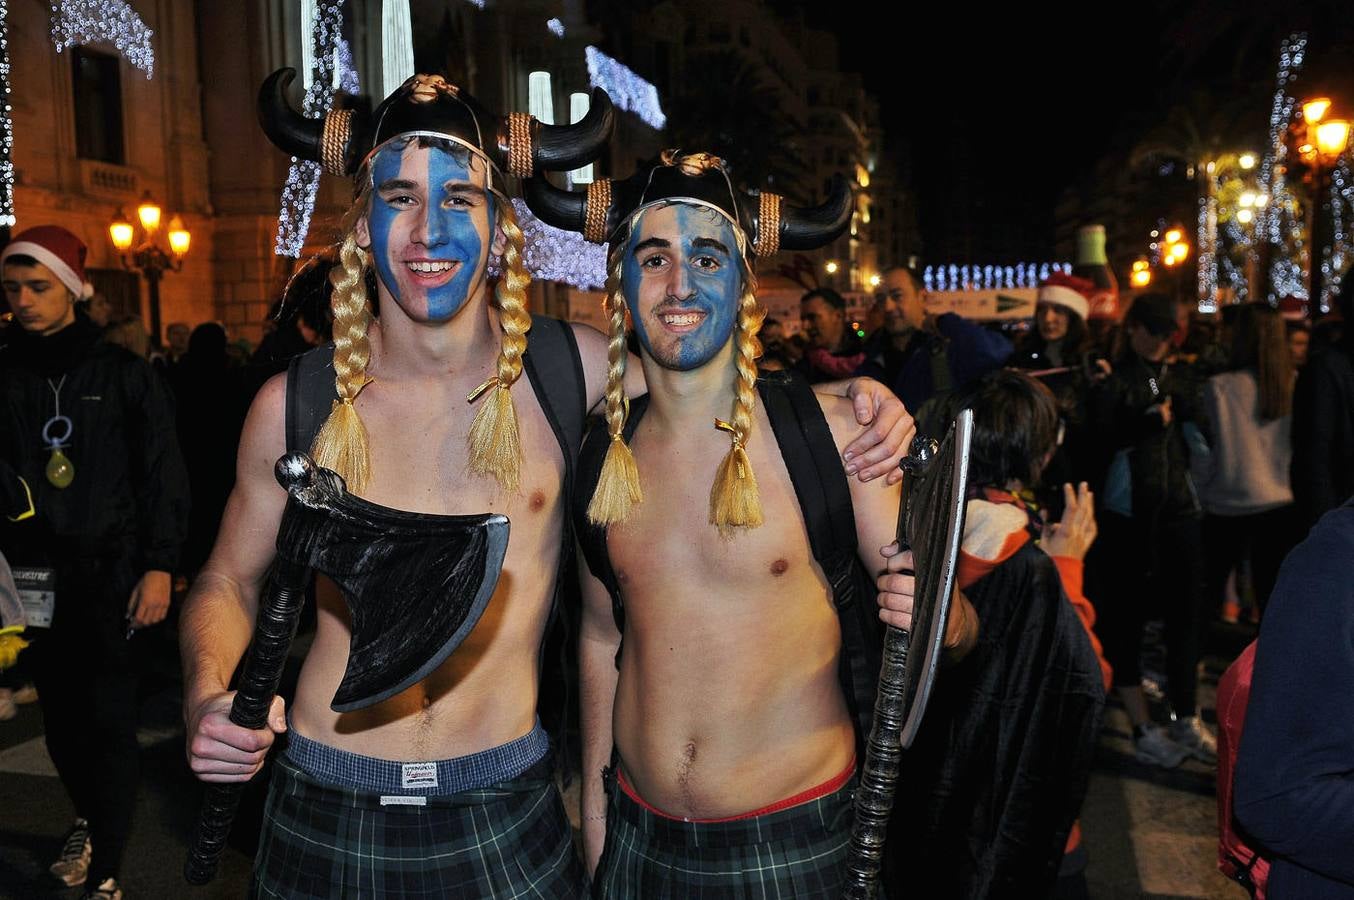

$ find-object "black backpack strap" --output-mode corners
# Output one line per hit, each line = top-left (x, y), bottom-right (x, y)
(521, 315), (588, 473)
(759, 372), (882, 749)
(573, 394), (650, 643)
(285, 344), (338, 454)
(758, 373), (858, 572)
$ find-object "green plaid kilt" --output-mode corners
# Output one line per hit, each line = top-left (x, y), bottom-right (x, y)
(252, 754), (587, 898)
(593, 773), (857, 899)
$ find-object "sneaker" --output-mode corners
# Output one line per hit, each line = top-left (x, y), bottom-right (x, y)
(12, 683), (37, 704)
(1134, 724), (1189, 769)
(82, 877), (122, 900)
(1170, 715), (1218, 764)
(49, 818), (91, 887)
(0, 688), (15, 721)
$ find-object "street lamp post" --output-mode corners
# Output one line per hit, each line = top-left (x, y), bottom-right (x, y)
(1296, 98), (1350, 318)
(108, 192), (191, 347)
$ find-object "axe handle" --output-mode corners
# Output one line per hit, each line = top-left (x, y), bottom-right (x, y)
(842, 469), (916, 899)
(842, 624), (909, 899)
(184, 557), (311, 886)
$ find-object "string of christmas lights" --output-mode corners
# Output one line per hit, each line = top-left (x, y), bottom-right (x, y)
(922, 262), (1068, 292)
(0, 1), (16, 227)
(486, 199), (606, 290)
(546, 18), (564, 38)
(275, 0), (346, 258)
(1257, 34), (1306, 300)
(585, 46), (665, 130)
(50, 0), (153, 77)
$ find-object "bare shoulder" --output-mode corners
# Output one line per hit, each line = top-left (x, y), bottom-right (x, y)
(569, 320), (608, 368)
(240, 372), (288, 471)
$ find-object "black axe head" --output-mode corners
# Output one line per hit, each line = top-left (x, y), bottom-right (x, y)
(896, 410), (973, 749)
(274, 453), (510, 712)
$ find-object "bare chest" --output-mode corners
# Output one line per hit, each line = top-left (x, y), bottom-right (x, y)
(607, 425), (827, 613)
(353, 377), (564, 525)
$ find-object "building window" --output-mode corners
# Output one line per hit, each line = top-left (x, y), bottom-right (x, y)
(71, 47), (124, 164)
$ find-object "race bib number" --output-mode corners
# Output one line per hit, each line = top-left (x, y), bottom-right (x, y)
(12, 567), (56, 629)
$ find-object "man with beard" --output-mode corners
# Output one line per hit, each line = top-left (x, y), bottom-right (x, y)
(182, 76), (913, 898)
(527, 151), (975, 897)
(860, 265), (1013, 417)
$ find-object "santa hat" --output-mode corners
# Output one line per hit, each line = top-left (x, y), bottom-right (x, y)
(1, 226), (95, 300)
(1036, 272), (1092, 322)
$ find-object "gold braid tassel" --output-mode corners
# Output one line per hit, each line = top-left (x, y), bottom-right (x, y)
(754, 192), (782, 258)
(584, 179), (612, 244)
(320, 108), (354, 176)
(710, 418), (762, 533)
(506, 112), (534, 179)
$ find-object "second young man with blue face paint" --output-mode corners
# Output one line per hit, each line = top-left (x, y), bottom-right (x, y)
(563, 153), (981, 897)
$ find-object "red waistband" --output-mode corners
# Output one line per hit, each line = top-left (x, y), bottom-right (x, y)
(616, 755), (856, 823)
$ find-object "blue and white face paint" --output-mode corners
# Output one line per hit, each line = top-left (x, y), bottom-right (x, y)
(621, 203), (744, 371)
(362, 140), (497, 323)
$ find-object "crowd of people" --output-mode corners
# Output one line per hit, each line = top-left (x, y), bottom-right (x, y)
(1, 68), (1352, 900)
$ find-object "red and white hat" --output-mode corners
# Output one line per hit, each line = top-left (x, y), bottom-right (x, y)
(1, 225), (95, 299)
(1036, 272), (1092, 322)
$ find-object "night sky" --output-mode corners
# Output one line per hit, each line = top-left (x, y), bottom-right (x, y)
(792, 2), (1349, 264)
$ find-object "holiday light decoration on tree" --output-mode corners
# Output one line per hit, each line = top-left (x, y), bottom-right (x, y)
(50, 0), (153, 77)
(487, 199), (606, 290)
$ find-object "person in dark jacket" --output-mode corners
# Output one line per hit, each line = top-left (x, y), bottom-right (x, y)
(0, 226), (189, 899)
(857, 265), (1013, 420)
(1012, 272), (1111, 498)
(1087, 292), (1214, 769)
(1235, 497), (1354, 899)
(1290, 275), (1354, 533)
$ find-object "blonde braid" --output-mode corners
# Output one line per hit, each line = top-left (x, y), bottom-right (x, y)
(586, 257), (643, 525)
(311, 188), (375, 494)
(710, 273), (766, 534)
(467, 202), (532, 492)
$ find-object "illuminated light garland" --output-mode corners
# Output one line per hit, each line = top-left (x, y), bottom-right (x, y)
(50, 0), (153, 78)
(1198, 187), (1216, 309)
(1256, 33), (1306, 300)
(335, 36), (358, 94)
(1328, 159), (1352, 306)
(546, 17), (564, 38)
(275, 0), (346, 258)
(486, 198), (607, 290)
(922, 262), (1070, 292)
(585, 46), (665, 130)
(0, 1), (15, 227)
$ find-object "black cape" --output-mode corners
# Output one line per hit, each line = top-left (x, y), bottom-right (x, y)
(883, 542), (1105, 899)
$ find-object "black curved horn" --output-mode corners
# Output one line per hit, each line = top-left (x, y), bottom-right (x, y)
(534, 88), (615, 171)
(523, 177), (589, 232)
(779, 175), (854, 251)
(257, 68), (323, 162)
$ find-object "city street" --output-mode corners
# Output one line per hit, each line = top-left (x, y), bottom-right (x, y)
(0, 623), (1251, 899)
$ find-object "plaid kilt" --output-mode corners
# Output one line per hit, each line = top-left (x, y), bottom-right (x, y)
(252, 755), (587, 899)
(593, 774), (856, 899)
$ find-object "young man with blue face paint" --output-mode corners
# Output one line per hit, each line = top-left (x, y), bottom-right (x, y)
(362, 141), (498, 323)
(182, 79), (912, 896)
(532, 152), (980, 897)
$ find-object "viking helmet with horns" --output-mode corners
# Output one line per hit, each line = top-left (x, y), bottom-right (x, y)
(254, 70), (615, 498)
(530, 151), (852, 534)
(524, 149), (852, 257)
(257, 68), (614, 188)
